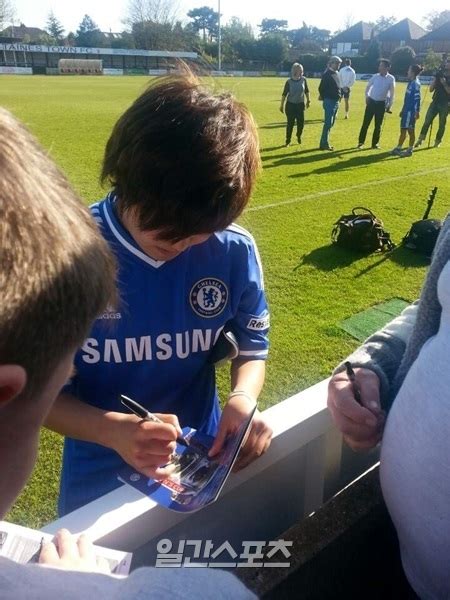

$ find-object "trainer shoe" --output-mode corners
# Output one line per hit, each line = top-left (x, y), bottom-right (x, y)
(372, 144), (381, 149)
(400, 148), (413, 158)
(357, 143), (364, 148)
(434, 140), (441, 148)
(391, 147), (402, 156)
(320, 145), (334, 151)
(414, 137), (424, 148)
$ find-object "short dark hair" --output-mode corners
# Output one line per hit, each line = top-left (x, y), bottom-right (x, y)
(0, 108), (116, 401)
(379, 59), (391, 69)
(410, 64), (423, 76)
(101, 73), (260, 241)
(344, 58), (351, 66)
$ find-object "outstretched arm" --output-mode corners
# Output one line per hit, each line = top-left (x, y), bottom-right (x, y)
(328, 302), (418, 450)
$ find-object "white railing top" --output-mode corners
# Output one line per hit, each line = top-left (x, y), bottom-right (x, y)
(42, 379), (332, 547)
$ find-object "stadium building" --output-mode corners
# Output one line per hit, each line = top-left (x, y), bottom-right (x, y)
(0, 41), (202, 75)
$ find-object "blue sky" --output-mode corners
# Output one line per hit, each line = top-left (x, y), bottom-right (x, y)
(11, 0), (449, 34)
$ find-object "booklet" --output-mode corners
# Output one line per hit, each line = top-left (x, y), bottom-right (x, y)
(0, 521), (132, 576)
(118, 405), (256, 513)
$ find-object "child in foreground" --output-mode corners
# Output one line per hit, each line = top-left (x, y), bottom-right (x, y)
(0, 107), (255, 598)
(45, 72), (273, 516)
(391, 64), (423, 157)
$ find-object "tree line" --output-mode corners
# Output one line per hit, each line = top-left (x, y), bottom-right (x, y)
(0, 0), (449, 72)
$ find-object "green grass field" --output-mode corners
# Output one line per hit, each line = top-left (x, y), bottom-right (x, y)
(2, 75), (449, 527)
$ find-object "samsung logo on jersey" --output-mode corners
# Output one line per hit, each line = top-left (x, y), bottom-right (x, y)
(81, 328), (222, 364)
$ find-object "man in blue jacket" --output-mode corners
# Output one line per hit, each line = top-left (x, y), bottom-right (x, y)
(318, 56), (342, 150)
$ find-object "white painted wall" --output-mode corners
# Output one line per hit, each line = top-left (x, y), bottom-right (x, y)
(43, 379), (379, 561)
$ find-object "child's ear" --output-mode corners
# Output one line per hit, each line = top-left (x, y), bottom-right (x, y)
(0, 365), (27, 407)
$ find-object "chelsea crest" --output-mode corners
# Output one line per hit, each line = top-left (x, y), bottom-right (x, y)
(190, 278), (228, 318)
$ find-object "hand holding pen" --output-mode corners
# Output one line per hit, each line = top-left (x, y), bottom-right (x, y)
(103, 396), (184, 480)
(120, 395), (189, 447)
(327, 364), (385, 452)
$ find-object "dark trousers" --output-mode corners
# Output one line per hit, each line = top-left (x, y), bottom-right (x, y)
(285, 101), (305, 143)
(358, 98), (386, 146)
(419, 100), (449, 143)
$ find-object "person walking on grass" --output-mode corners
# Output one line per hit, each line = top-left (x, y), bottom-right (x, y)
(318, 55), (342, 151)
(357, 59), (395, 149)
(339, 58), (356, 119)
(415, 57), (450, 149)
(280, 62), (311, 146)
(391, 64), (423, 158)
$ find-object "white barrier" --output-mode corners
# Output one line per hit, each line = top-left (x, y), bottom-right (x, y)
(0, 66), (32, 74)
(148, 69), (168, 75)
(43, 379), (379, 557)
(103, 68), (124, 76)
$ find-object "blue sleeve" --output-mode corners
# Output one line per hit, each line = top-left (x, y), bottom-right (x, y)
(230, 240), (269, 360)
(414, 81), (421, 113)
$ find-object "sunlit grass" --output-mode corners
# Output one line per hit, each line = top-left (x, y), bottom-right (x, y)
(2, 75), (449, 526)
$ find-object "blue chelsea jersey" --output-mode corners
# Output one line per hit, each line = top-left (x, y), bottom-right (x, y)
(59, 194), (270, 515)
(403, 79), (421, 114)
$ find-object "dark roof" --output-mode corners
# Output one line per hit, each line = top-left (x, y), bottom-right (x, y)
(420, 20), (450, 41)
(377, 18), (426, 41)
(0, 24), (47, 40)
(331, 21), (373, 42)
(0, 36), (20, 43)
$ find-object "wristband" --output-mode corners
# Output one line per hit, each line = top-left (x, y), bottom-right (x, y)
(228, 390), (256, 405)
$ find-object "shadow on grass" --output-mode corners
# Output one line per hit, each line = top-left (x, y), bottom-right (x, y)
(295, 244), (430, 274)
(260, 144), (291, 153)
(264, 146), (360, 168)
(354, 246), (430, 278)
(259, 122), (286, 129)
(288, 150), (392, 177)
(261, 147), (323, 162)
(295, 244), (362, 272)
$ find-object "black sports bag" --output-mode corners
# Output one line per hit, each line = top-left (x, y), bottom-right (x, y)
(332, 207), (395, 254)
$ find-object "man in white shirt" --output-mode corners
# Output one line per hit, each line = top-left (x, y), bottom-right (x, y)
(339, 58), (356, 119)
(357, 59), (396, 149)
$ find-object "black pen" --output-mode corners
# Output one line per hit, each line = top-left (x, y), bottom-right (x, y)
(120, 394), (189, 447)
(344, 361), (362, 405)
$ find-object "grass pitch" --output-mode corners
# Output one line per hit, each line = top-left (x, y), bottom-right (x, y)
(2, 75), (449, 527)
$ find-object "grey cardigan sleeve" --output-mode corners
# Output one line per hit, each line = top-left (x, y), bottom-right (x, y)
(333, 302), (418, 409)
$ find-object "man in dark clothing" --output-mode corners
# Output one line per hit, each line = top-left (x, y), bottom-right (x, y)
(318, 56), (342, 150)
(415, 58), (450, 148)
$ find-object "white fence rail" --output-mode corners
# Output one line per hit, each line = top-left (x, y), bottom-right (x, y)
(43, 379), (378, 560)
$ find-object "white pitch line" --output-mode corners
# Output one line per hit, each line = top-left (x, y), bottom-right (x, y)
(246, 166), (449, 212)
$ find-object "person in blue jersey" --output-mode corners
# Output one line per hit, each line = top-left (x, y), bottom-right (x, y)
(45, 73), (273, 516)
(391, 64), (423, 158)
(280, 62), (310, 146)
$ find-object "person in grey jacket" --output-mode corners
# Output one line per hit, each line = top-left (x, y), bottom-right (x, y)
(280, 62), (310, 146)
(328, 215), (450, 599)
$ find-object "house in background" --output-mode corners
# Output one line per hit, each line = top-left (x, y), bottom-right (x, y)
(415, 20), (450, 56)
(0, 23), (47, 44)
(376, 18), (426, 55)
(330, 21), (373, 57)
